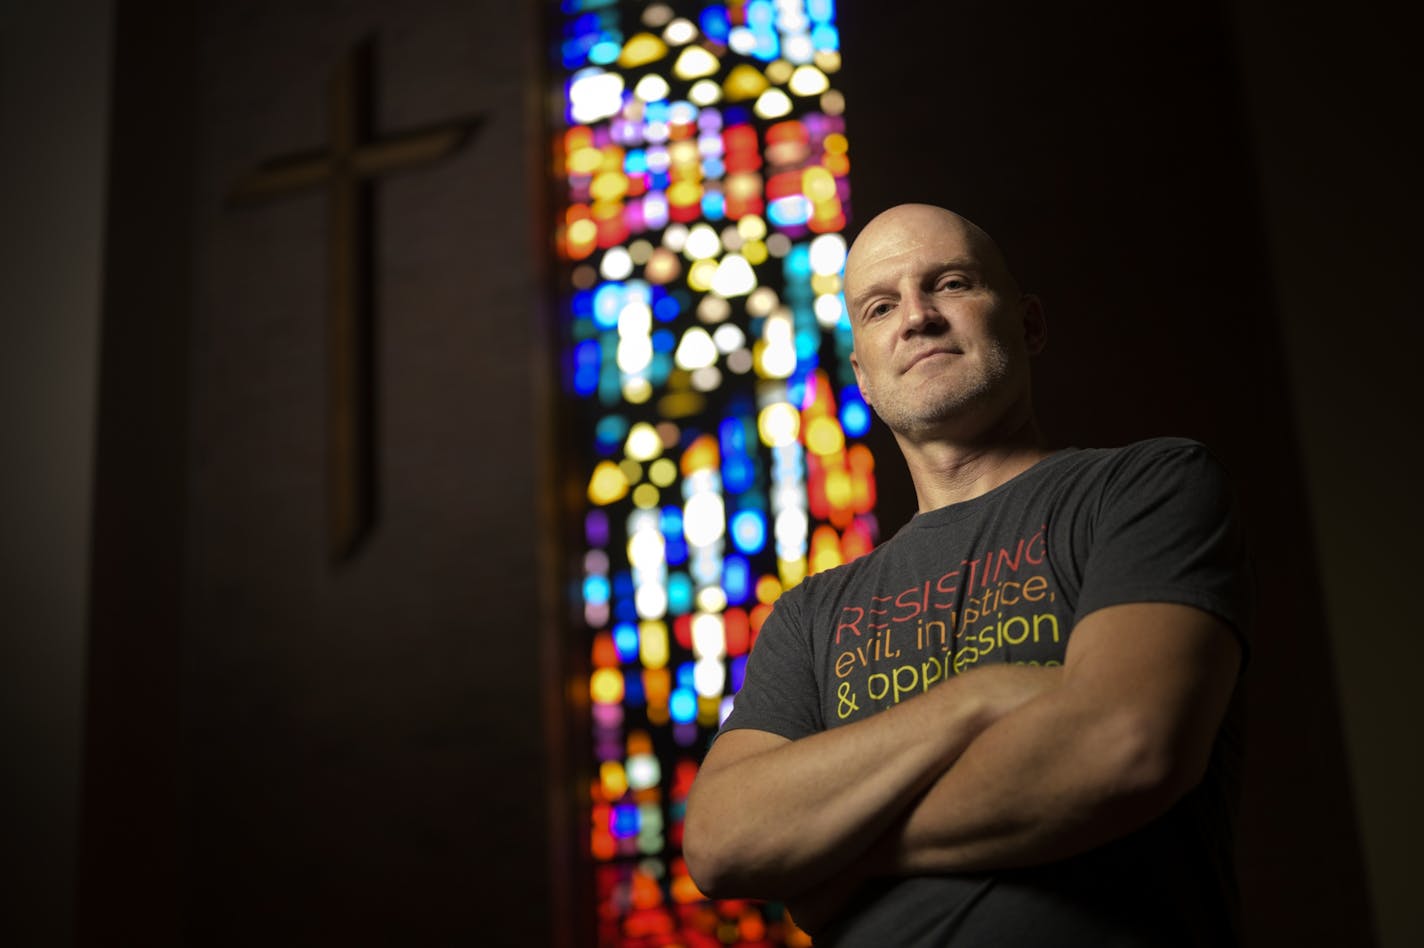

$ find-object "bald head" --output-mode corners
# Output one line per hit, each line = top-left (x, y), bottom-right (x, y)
(845, 204), (1021, 309)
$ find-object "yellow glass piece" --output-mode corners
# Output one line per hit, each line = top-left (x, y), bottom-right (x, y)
(810, 272), (842, 295)
(619, 32), (668, 68)
(778, 556), (808, 590)
(788, 64), (829, 96)
(632, 483), (660, 508)
(667, 179), (702, 208)
(623, 377), (653, 403)
(824, 132), (849, 155)
(737, 215), (768, 241)
(722, 64), (770, 101)
(765, 60), (793, 84)
(625, 421), (663, 461)
(590, 171), (629, 202)
(815, 50), (842, 73)
(753, 88), (793, 119)
(618, 458), (643, 483)
(758, 402), (801, 447)
(587, 460), (630, 505)
(802, 166), (837, 202)
(566, 218), (597, 246)
(640, 620), (670, 669)
(711, 254), (757, 296)
(810, 525), (843, 574)
(687, 258), (718, 292)
(567, 146), (603, 175)
(673, 45), (719, 80)
(755, 574), (783, 604)
(600, 760), (629, 799)
(742, 239), (768, 266)
(688, 79), (722, 106)
(648, 457), (677, 487)
(590, 667), (625, 704)
(825, 467), (853, 511)
(805, 415), (845, 456)
(657, 390), (705, 418)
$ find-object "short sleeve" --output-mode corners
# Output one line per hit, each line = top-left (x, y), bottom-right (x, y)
(1075, 440), (1252, 647)
(717, 586), (825, 741)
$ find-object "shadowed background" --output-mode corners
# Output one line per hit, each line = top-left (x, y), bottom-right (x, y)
(3, 0), (1417, 945)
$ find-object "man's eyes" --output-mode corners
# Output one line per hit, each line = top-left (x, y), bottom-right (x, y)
(938, 276), (970, 291)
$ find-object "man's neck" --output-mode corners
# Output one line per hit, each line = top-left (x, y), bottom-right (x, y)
(898, 414), (1052, 512)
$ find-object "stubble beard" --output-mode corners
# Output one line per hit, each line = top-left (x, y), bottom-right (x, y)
(868, 343), (1013, 440)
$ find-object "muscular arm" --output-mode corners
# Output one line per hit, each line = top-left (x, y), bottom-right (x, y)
(682, 662), (1059, 900)
(882, 602), (1240, 873)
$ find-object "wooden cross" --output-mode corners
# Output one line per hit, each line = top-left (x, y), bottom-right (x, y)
(229, 38), (483, 562)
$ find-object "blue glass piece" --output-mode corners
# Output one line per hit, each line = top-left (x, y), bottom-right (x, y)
(809, 0), (837, 23)
(722, 105), (751, 126)
(583, 574), (611, 605)
(611, 803), (640, 837)
(664, 534), (688, 566)
(588, 38), (622, 65)
(649, 170), (670, 191)
(661, 505), (684, 535)
(699, 6), (731, 41)
(701, 156), (725, 179)
(729, 508), (767, 554)
(723, 554), (751, 604)
(592, 283), (624, 329)
(811, 23), (840, 51)
(784, 243), (812, 278)
(722, 454), (755, 493)
(594, 413), (629, 453)
(669, 687), (697, 724)
(613, 597), (639, 622)
(572, 288), (595, 317)
(573, 341), (600, 396)
(612, 570), (635, 597)
(622, 673), (645, 707)
(752, 30), (779, 61)
(767, 195), (811, 227)
(840, 385), (872, 437)
(613, 622), (640, 663)
(645, 100), (670, 124)
(675, 662), (697, 690)
(624, 149), (647, 174)
(652, 329), (677, 353)
(745, 0), (775, 28)
(650, 350), (672, 385)
(653, 294), (681, 322)
(701, 190), (725, 221)
(667, 572), (693, 615)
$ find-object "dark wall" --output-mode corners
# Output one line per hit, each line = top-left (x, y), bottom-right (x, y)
(839, 2), (1374, 945)
(81, 1), (569, 945)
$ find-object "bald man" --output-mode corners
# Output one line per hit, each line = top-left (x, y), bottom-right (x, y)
(683, 205), (1250, 946)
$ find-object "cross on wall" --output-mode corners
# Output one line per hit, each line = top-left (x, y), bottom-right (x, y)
(229, 37), (484, 562)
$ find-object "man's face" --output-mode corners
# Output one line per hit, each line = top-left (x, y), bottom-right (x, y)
(843, 206), (1042, 442)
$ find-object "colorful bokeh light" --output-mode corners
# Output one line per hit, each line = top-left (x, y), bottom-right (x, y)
(556, 3), (873, 945)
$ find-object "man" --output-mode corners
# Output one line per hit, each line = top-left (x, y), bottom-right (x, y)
(682, 204), (1249, 945)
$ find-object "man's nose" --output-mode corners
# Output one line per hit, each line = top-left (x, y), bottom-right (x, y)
(901, 289), (945, 334)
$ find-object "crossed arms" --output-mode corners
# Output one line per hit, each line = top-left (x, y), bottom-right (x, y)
(681, 601), (1242, 926)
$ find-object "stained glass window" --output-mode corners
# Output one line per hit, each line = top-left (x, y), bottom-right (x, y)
(552, 2), (878, 944)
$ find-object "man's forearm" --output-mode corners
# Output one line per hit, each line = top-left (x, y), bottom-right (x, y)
(871, 605), (1241, 877)
(683, 664), (1059, 899)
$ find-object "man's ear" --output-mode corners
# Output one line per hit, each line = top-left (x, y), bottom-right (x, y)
(849, 351), (873, 408)
(1021, 294), (1047, 355)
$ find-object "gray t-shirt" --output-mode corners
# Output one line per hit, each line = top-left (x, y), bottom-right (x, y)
(719, 438), (1251, 946)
